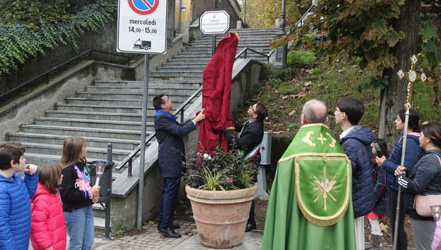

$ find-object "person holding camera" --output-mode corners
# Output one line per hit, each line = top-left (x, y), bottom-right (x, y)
(366, 138), (390, 250)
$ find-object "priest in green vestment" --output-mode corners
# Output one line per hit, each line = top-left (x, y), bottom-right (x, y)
(262, 99), (356, 250)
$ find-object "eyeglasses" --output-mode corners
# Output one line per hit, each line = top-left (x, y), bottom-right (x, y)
(249, 105), (256, 113)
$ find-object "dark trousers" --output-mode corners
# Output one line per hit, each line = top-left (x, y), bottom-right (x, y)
(389, 188), (407, 250)
(248, 200), (256, 225)
(158, 177), (180, 229)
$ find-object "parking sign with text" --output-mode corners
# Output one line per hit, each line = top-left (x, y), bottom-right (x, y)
(117, 0), (167, 54)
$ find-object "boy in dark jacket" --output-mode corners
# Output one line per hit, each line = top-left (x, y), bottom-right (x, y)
(335, 97), (374, 250)
(0, 142), (38, 250)
(225, 102), (268, 232)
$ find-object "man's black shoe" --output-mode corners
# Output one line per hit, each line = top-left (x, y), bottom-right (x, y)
(158, 227), (181, 238)
(172, 223), (180, 229)
(245, 223), (256, 232)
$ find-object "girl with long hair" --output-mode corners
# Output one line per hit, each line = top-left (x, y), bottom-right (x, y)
(60, 137), (100, 250)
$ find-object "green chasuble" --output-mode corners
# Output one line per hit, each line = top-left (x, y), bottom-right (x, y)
(262, 124), (356, 250)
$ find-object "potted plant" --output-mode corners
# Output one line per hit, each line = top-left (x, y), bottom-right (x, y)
(184, 147), (259, 249)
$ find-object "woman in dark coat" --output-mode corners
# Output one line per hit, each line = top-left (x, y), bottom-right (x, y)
(396, 122), (441, 250)
(376, 109), (421, 250)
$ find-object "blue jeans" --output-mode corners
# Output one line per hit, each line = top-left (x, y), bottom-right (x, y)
(64, 205), (94, 250)
(158, 178), (180, 229)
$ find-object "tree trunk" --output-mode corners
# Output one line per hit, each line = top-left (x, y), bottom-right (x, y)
(378, 0), (421, 148)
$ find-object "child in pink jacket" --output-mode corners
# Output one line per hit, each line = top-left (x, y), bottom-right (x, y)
(30, 164), (66, 250)
(434, 220), (441, 250)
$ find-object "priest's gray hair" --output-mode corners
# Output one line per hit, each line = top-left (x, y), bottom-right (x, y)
(302, 99), (327, 123)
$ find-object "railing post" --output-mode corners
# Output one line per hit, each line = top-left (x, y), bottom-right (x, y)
(105, 143), (113, 239)
(180, 109), (184, 123)
(245, 50), (247, 58)
(128, 159), (132, 177)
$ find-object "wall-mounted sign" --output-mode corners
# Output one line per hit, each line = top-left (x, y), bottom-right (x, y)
(200, 10), (230, 35)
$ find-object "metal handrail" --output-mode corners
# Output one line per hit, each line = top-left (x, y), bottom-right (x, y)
(235, 47), (275, 63)
(0, 50), (132, 102)
(115, 86), (203, 175)
(116, 45), (272, 177)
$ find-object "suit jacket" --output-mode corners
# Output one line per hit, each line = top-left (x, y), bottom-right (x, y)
(225, 121), (264, 156)
(154, 112), (196, 178)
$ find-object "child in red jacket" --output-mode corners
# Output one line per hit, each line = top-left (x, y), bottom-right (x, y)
(30, 163), (66, 250)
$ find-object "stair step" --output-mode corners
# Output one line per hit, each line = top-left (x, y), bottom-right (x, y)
(21, 142), (133, 161)
(46, 110), (145, 122)
(24, 152), (121, 168)
(33, 117), (153, 131)
(79, 88), (197, 96)
(87, 83), (200, 92)
(56, 103), (144, 113)
(164, 61), (208, 67)
(9, 133), (141, 150)
(56, 103), (186, 115)
(150, 71), (203, 78)
(66, 95), (188, 105)
(21, 125), (149, 140)
(173, 54), (213, 59)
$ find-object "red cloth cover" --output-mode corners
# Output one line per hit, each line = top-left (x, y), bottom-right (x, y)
(197, 32), (239, 153)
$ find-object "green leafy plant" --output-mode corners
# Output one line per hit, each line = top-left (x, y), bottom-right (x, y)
(0, 0), (117, 75)
(114, 223), (128, 237)
(184, 147), (258, 191)
(287, 50), (316, 67)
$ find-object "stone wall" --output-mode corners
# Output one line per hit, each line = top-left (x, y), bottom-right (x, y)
(0, 21), (127, 94)
(0, 0), (178, 96)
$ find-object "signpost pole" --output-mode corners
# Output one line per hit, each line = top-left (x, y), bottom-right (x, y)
(212, 36), (216, 55)
(199, 10), (230, 55)
(117, 0), (167, 231)
(137, 54), (149, 230)
(212, 0), (219, 55)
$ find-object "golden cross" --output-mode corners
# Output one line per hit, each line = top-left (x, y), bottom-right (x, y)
(396, 55), (427, 110)
(317, 133), (327, 145)
(313, 166), (337, 211)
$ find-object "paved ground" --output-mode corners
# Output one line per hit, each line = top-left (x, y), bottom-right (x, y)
(92, 220), (262, 250)
(91, 219), (415, 250)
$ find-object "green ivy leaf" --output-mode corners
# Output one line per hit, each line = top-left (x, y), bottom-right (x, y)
(423, 41), (438, 53)
(420, 23), (438, 40)
(374, 18), (388, 36)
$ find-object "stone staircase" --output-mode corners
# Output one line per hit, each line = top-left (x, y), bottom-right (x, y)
(7, 28), (280, 227)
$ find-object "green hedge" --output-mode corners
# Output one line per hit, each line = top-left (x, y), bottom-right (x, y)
(0, 0), (117, 75)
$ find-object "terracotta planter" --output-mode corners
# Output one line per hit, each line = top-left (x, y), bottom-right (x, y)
(186, 184), (257, 249)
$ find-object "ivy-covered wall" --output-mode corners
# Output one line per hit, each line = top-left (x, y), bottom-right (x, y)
(0, 20), (125, 93)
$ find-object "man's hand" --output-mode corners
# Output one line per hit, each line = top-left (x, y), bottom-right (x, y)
(24, 164), (38, 175)
(375, 156), (386, 167)
(394, 166), (407, 176)
(192, 108), (206, 124)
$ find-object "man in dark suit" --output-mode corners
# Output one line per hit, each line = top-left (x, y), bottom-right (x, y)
(225, 102), (268, 232)
(153, 94), (205, 238)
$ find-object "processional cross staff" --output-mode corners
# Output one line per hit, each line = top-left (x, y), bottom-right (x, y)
(393, 55), (427, 250)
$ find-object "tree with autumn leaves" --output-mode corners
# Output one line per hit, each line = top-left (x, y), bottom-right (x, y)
(285, 0), (440, 145)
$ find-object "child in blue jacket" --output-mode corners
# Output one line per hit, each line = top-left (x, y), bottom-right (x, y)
(0, 141), (38, 250)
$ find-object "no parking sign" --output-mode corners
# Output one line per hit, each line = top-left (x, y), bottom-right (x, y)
(117, 0), (167, 54)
